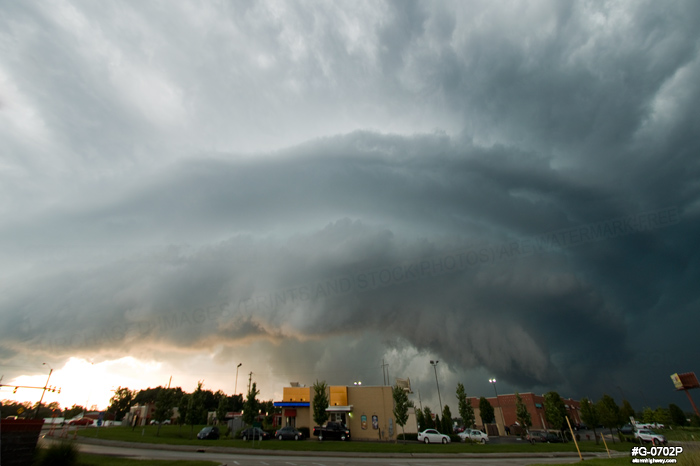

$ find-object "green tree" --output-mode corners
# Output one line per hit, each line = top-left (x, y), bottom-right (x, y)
(243, 382), (260, 427)
(177, 394), (189, 431)
(415, 407), (425, 430)
(422, 407), (434, 429)
(230, 394), (244, 412)
(260, 400), (277, 427)
(669, 403), (687, 426)
(63, 404), (86, 420)
(596, 394), (620, 443)
(515, 393), (532, 437)
(133, 387), (162, 405)
(186, 382), (207, 438)
(544, 391), (567, 441)
(153, 388), (176, 436)
(456, 383), (475, 430)
(434, 413), (441, 433)
(107, 387), (135, 421)
(620, 400), (635, 424)
(654, 407), (671, 427)
(392, 384), (410, 441)
(442, 405), (454, 434)
(579, 397), (600, 444)
(216, 395), (229, 427)
(312, 380), (329, 427)
(642, 407), (655, 423)
(478, 397), (495, 425)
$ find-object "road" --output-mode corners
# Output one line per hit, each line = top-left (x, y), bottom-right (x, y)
(54, 440), (595, 466)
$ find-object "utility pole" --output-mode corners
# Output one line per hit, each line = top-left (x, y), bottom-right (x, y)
(430, 360), (443, 416)
(247, 372), (253, 395)
(34, 364), (53, 419)
(381, 360), (389, 385)
(235, 363), (242, 395)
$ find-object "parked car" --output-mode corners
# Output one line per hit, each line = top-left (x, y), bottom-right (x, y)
(313, 422), (351, 441)
(240, 426), (270, 441)
(150, 419), (171, 425)
(642, 423), (665, 430)
(275, 426), (304, 440)
(417, 429), (451, 444)
(197, 426), (220, 440)
(458, 428), (489, 443)
(635, 429), (667, 445)
(527, 431), (562, 443)
(68, 418), (94, 426)
(619, 424), (636, 440)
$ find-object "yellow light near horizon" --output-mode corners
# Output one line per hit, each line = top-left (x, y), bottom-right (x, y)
(1, 357), (162, 412)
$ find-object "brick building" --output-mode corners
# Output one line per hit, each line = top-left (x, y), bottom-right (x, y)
(470, 393), (581, 435)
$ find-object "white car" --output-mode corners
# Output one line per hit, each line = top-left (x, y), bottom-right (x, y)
(458, 428), (489, 443)
(418, 429), (451, 444)
(635, 429), (667, 445)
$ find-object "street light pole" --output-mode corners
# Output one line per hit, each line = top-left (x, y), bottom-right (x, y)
(34, 363), (53, 419)
(234, 363), (242, 395)
(489, 378), (507, 435)
(430, 360), (443, 417)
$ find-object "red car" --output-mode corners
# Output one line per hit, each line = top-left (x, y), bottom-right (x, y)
(69, 418), (94, 426)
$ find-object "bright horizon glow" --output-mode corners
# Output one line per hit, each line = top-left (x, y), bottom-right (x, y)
(1, 357), (163, 412)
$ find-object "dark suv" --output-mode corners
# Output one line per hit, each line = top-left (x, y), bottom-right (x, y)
(197, 426), (220, 440)
(240, 427), (270, 441)
(275, 426), (304, 440)
(527, 431), (562, 443)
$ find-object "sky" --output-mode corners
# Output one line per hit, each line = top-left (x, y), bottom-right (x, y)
(1, 0), (700, 415)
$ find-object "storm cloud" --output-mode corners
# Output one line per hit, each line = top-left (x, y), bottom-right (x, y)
(1, 0), (699, 408)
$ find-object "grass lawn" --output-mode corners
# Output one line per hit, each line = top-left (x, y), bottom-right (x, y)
(530, 458), (631, 466)
(78, 453), (219, 466)
(77, 425), (632, 454)
(531, 443), (700, 466)
(656, 426), (700, 443)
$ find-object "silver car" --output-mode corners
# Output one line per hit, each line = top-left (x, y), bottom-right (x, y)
(458, 428), (489, 443)
(417, 429), (451, 444)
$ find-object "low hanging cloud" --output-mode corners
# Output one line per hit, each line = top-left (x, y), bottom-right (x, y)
(2, 131), (696, 404)
(1, 1), (700, 406)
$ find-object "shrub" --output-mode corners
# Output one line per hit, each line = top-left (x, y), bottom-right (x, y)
(397, 433), (418, 441)
(34, 440), (79, 466)
(449, 434), (461, 443)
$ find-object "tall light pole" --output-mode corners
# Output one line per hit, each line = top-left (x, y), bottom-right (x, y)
(234, 363), (242, 395)
(34, 363), (53, 419)
(489, 378), (506, 435)
(430, 360), (443, 417)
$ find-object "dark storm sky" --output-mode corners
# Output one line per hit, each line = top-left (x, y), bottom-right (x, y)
(1, 0), (699, 410)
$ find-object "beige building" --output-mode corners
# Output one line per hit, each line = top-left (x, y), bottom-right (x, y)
(274, 384), (418, 441)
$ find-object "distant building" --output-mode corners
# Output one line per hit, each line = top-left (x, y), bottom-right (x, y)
(470, 393), (582, 436)
(124, 403), (155, 426)
(274, 384), (418, 441)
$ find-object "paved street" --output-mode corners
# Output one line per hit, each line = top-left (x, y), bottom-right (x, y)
(40, 438), (604, 466)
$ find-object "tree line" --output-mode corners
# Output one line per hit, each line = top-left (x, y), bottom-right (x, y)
(106, 381), (278, 437)
(391, 382), (700, 441)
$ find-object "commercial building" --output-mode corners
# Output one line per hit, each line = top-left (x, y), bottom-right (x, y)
(470, 393), (582, 435)
(274, 384), (418, 441)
